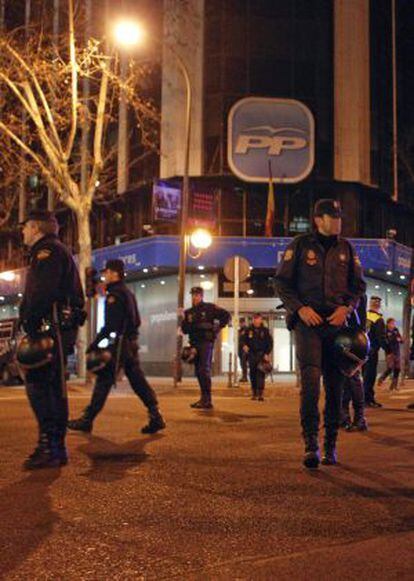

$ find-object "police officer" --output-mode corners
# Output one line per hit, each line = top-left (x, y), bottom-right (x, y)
(363, 296), (386, 407)
(274, 199), (366, 468)
(241, 313), (273, 401)
(238, 318), (249, 382)
(181, 287), (230, 409)
(19, 210), (85, 469)
(68, 259), (165, 434)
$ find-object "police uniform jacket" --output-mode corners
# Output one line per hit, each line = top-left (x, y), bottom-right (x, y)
(274, 232), (366, 318)
(238, 325), (248, 355)
(241, 325), (273, 355)
(384, 327), (402, 356)
(20, 234), (84, 334)
(366, 310), (386, 352)
(181, 302), (231, 345)
(91, 280), (140, 349)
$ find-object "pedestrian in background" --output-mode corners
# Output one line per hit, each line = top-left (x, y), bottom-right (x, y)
(363, 296), (387, 407)
(378, 318), (403, 391)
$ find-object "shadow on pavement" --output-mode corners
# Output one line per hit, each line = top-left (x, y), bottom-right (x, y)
(77, 434), (164, 482)
(194, 410), (269, 424)
(363, 431), (414, 452)
(312, 466), (414, 533)
(0, 469), (61, 577)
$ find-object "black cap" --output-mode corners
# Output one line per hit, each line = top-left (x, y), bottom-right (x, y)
(190, 286), (204, 295)
(313, 199), (343, 218)
(253, 312), (263, 318)
(101, 259), (125, 277)
(19, 210), (58, 226)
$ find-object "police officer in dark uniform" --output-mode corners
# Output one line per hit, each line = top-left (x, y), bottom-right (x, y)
(68, 259), (165, 434)
(238, 318), (249, 382)
(363, 296), (386, 407)
(274, 199), (366, 468)
(19, 210), (85, 469)
(240, 313), (273, 401)
(181, 286), (231, 409)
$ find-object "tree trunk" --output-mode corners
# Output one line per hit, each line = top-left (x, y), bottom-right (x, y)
(75, 206), (92, 380)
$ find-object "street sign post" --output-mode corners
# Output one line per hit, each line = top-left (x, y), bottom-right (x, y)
(224, 255), (251, 387)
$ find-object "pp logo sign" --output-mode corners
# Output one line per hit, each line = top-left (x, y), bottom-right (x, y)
(228, 97), (315, 183)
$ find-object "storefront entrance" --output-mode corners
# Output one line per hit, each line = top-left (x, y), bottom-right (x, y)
(220, 312), (296, 374)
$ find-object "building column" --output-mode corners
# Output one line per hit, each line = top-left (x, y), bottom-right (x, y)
(160, 0), (204, 179)
(334, 0), (371, 184)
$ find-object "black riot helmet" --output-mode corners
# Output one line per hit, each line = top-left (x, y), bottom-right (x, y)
(86, 348), (112, 374)
(181, 346), (197, 364)
(257, 358), (273, 375)
(332, 327), (370, 377)
(16, 333), (54, 370)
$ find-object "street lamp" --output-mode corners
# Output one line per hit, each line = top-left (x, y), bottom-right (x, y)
(190, 228), (212, 251)
(113, 20), (146, 46)
(112, 19), (193, 386)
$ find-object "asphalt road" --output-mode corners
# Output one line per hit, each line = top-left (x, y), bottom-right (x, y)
(0, 379), (413, 580)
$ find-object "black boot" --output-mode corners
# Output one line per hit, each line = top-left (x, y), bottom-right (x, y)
(53, 432), (69, 465)
(190, 399), (213, 409)
(141, 408), (166, 434)
(303, 435), (320, 469)
(322, 435), (338, 466)
(67, 413), (93, 433)
(23, 433), (64, 470)
(353, 417), (368, 431)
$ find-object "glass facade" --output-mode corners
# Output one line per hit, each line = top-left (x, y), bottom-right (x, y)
(203, 0), (334, 180)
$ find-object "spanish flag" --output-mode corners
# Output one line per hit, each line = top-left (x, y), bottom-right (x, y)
(265, 160), (275, 237)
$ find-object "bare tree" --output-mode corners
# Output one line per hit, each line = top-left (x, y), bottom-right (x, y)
(0, 0), (159, 370)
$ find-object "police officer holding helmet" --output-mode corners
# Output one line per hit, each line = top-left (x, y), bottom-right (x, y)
(68, 259), (165, 434)
(19, 210), (85, 470)
(240, 313), (273, 401)
(181, 286), (231, 409)
(275, 199), (366, 469)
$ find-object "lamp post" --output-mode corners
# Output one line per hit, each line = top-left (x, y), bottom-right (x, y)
(112, 19), (193, 385)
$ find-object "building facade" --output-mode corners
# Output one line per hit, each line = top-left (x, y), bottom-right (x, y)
(0, 0), (413, 377)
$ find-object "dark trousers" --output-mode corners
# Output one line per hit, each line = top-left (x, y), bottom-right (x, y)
(85, 340), (158, 422)
(378, 353), (401, 384)
(248, 353), (265, 396)
(194, 342), (214, 403)
(239, 351), (248, 380)
(341, 372), (365, 423)
(25, 348), (68, 442)
(294, 321), (345, 442)
(363, 349), (379, 403)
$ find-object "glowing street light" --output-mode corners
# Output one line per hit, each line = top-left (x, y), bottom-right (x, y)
(113, 20), (146, 47)
(190, 229), (212, 250)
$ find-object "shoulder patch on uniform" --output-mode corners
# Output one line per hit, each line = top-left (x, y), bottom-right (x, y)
(284, 249), (294, 261)
(36, 249), (52, 260)
(107, 295), (116, 304)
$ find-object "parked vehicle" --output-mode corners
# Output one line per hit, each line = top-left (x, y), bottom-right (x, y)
(0, 318), (24, 386)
